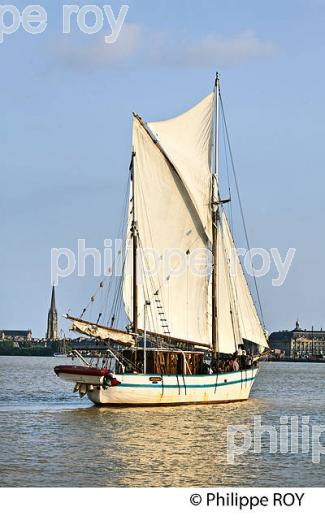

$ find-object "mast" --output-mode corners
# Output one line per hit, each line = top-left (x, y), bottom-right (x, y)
(130, 150), (138, 335)
(212, 72), (220, 354)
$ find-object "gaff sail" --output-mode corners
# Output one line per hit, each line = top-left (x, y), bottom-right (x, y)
(123, 94), (214, 345)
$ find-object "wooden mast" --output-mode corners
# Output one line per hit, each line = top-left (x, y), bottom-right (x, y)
(130, 150), (138, 335)
(212, 72), (220, 354)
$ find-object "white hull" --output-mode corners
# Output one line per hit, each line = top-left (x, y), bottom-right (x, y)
(86, 368), (258, 406)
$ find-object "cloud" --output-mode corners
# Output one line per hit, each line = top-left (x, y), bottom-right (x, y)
(52, 27), (278, 72)
(54, 23), (142, 71)
(149, 30), (278, 67)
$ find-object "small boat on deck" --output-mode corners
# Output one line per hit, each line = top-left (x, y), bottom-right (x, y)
(54, 365), (110, 384)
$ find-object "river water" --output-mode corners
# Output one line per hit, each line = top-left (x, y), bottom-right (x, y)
(0, 356), (325, 487)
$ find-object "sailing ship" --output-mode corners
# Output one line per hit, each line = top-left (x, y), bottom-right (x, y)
(54, 74), (269, 406)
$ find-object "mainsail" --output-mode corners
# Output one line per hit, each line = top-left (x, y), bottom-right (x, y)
(123, 94), (214, 345)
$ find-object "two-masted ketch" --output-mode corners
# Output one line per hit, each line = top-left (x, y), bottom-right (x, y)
(55, 75), (269, 406)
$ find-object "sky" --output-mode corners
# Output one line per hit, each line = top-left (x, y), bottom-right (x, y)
(1, 0), (325, 338)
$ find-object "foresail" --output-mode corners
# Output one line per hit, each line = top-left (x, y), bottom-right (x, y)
(148, 93), (214, 241)
(214, 220), (243, 354)
(123, 116), (210, 345)
(221, 212), (268, 351)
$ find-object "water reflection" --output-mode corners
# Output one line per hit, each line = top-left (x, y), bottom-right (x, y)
(1, 358), (325, 486)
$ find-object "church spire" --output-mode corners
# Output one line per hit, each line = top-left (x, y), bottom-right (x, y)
(50, 285), (56, 312)
(47, 286), (58, 340)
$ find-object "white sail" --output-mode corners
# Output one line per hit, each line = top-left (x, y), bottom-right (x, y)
(214, 219), (243, 354)
(221, 211), (268, 351)
(148, 93), (214, 241)
(122, 93), (267, 353)
(123, 113), (212, 344)
(67, 316), (135, 345)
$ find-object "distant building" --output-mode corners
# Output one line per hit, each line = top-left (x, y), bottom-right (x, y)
(0, 330), (32, 342)
(46, 286), (58, 340)
(269, 321), (325, 358)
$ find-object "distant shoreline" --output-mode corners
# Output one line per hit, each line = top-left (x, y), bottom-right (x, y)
(0, 346), (57, 357)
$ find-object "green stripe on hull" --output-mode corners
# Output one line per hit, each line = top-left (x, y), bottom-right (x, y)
(119, 375), (256, 389)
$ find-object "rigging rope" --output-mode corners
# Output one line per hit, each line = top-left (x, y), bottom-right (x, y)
(219, 93), (266, 328)
(221, 109), (233, 233)
(79, 170), (131, 329)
